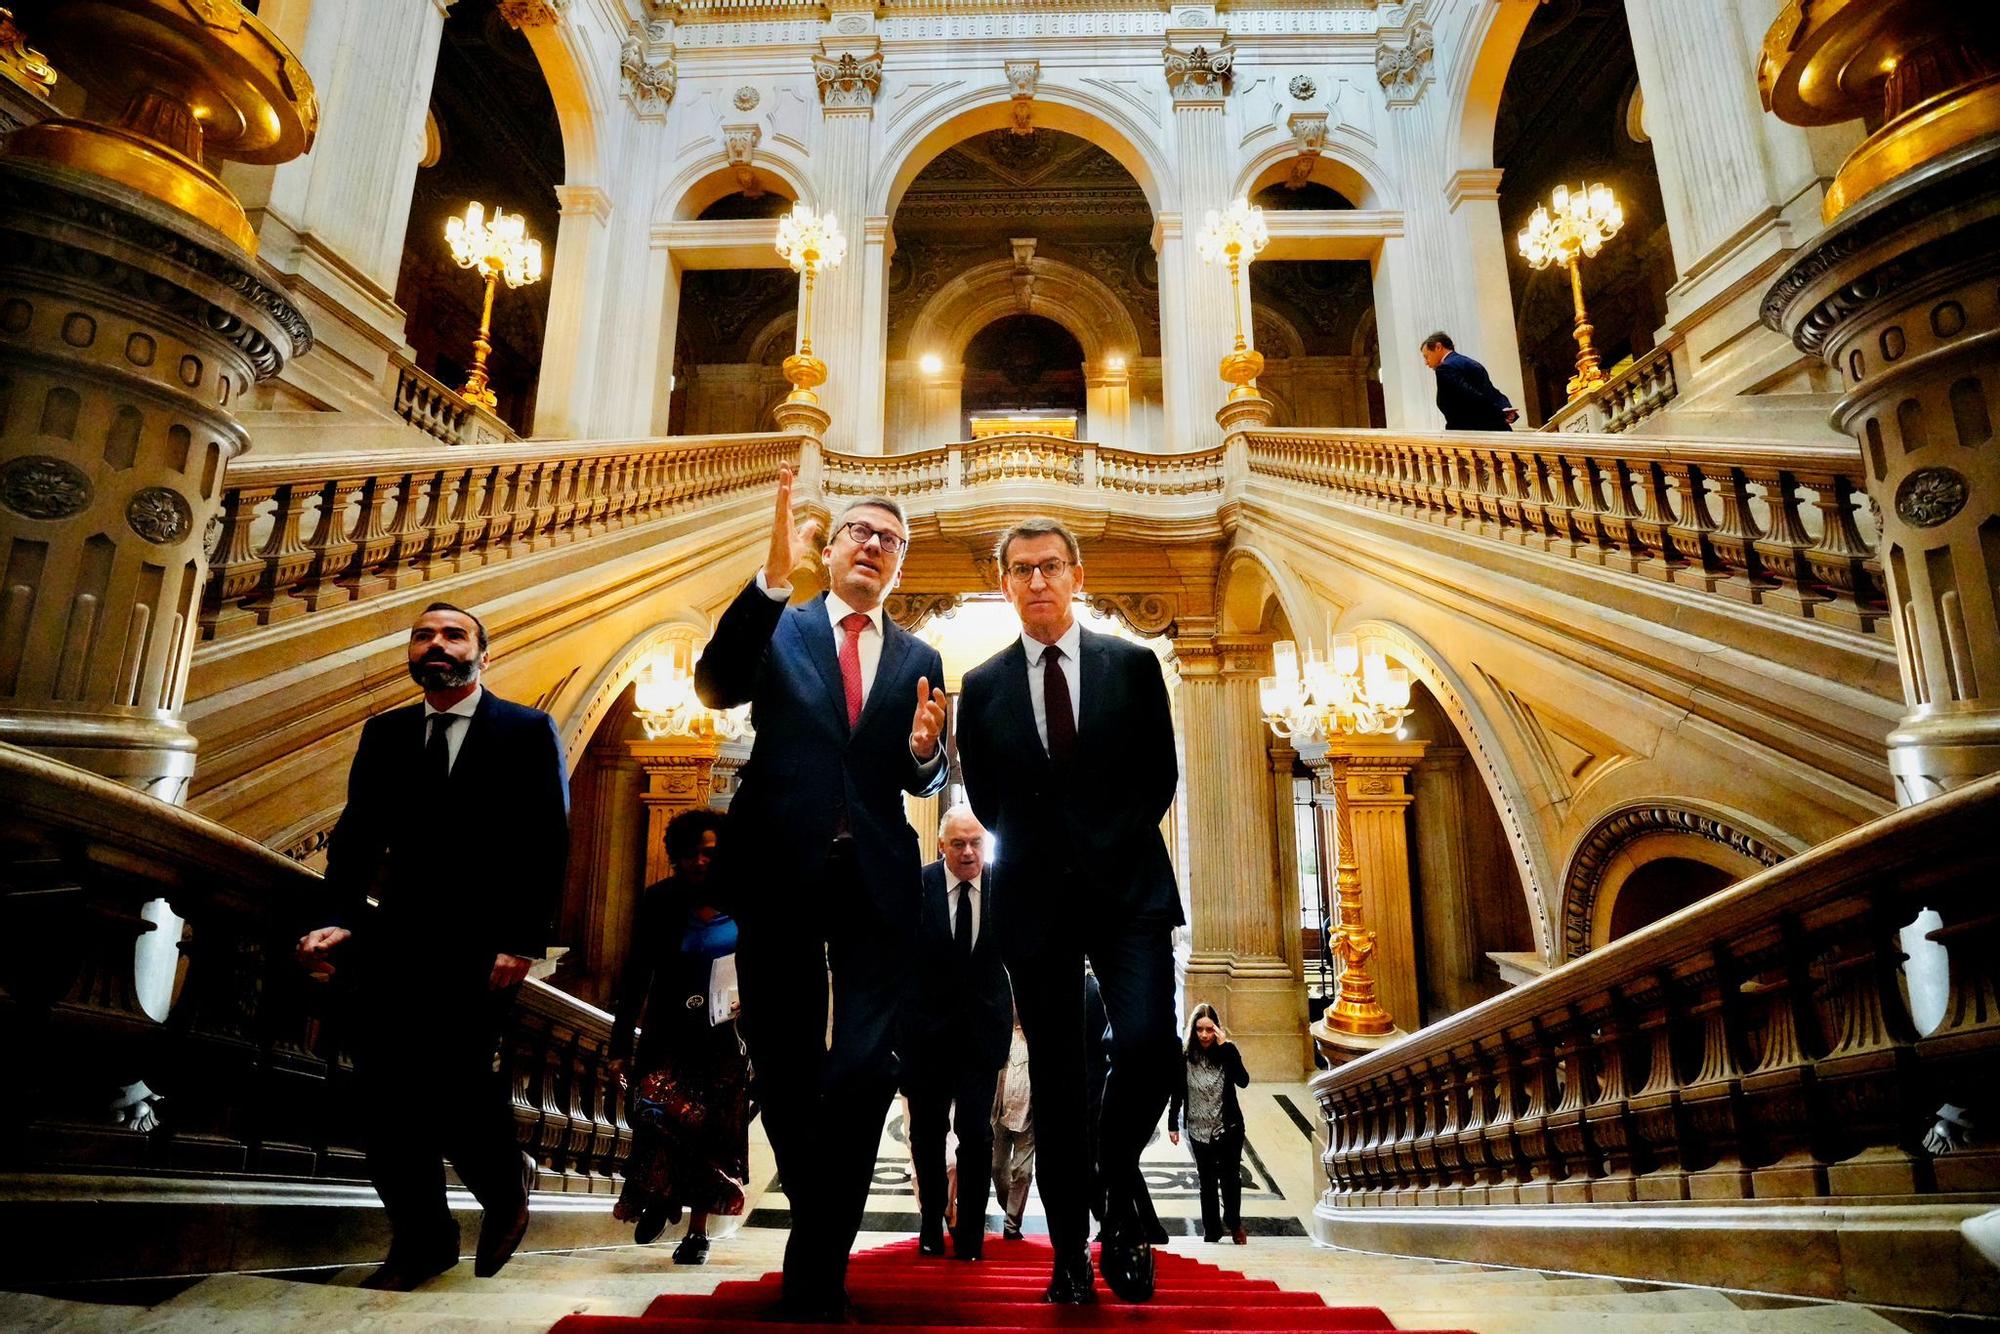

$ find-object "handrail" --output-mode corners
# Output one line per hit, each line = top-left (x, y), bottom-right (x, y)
(1541, 335), (1683, 435)
(0, 740), (636, 1202)
(1309, 769), (2000, 1210)
(820, 435), (1227, 499)
(1243, 425), (1884, 634)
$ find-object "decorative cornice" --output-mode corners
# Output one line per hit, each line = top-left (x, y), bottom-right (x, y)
(814, 49), (883, 110)
(554, 182), (613, 223)
(1005, 57), (1039, 135)
(1561, 804), (1787, 961)
(1445, 167), (1504, 211)
(1375, 24), (1432, 105)
(1164, 42), (1233, 104)
(497, 0), (568, 30)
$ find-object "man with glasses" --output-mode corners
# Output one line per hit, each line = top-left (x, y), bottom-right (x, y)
(955, 517), (1181, 1306)
(695, 467), (949, 1321)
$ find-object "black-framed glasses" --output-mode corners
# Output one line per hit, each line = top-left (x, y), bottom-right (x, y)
(1003, 558), (1072, 583)
(839, 520), (906, 555)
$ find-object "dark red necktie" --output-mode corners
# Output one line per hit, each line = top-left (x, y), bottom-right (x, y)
(838, 612), (869, 728)
(1043, 645), (1076, 764)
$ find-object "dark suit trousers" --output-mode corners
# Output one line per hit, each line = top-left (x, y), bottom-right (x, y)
(1190, 1129), (1245, 1238)
(1008, 923), (1178, 1258)
(736, 839), (907, 1305)
(906, 1062), (1000, 1243)
(354, 965), (527, 1262)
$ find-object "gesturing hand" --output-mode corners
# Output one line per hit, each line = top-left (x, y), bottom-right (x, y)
(911, 674), (949, 760)
(763, 464), (823, 590)
(295, 925), (351, 981)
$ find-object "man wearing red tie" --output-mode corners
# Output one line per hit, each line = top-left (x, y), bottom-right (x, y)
(695, 468), (949, 1321)
(955, 517), (1182, 1306)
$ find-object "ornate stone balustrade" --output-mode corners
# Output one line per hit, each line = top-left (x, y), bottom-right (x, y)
(391, 357), (488, 447)
(0, 740), (635, 1277)
(1244, 427), (1884, 634)
(1543, 336), (1684, 435)
(821, 435), (1225, 501)
(1308, 769), (2000, 1309)
(200, 433), (800, 640)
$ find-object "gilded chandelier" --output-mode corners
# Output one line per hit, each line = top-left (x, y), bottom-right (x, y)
(445, 201), (543, 411)
(632, 650), (749, 743)
(1259, 635), (1413, 745)
(774, 203), (847, 408)
(1196, 197), (1271, 401)
(1517, 182), (1623, 400)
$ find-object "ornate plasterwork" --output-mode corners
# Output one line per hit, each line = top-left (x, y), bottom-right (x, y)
(620, 27), (677, 113)
(0, 8), (56, 99)
(814, 50), (883, 109)
(497, 0), (568, 30)
(1091, 592), (1178, 637)
(1285, 110), (1328, 189)
(1006, 58), (1040, 134)
(1560, 804), (1790, 961)
(1164, 43), (1233, 103)
(886, 591), (962, 631)
(723, 123), (764, 197)
(1374, 25), (1433, 105)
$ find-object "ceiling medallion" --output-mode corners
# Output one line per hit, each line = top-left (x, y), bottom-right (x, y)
(734, 86), (759, 111)
(1289, 75), (1317, 101)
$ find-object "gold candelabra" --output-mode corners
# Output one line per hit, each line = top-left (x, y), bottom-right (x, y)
(1517, 182), (1624, 400)
(1196, 197), (1271, 401)
(632, 646), (750, 743)
(1261, 636), (1413, 1036)
(774, 203), (847, 407)
(445, 201), (542, 411)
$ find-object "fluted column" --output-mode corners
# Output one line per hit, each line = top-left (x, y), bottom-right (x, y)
(807, 35), (880, 453)
(533, 184), (613, 439)
(1318, 737), (1428, 1032)
(1085, 359), (1131, 449)
(1176, 631), (1306, 1078)
(1444, 169), (1526, 413)
(1159, 20), (1238, 452)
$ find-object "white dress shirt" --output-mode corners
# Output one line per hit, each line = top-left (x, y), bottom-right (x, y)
(1021, 619), (1082, 753)
(946, 871), (982, 950)
(421, 683), (482, 773)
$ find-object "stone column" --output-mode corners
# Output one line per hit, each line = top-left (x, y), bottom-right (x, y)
(1444, 168), (1527, 412)
(919, 359), (963, 445)
(1176, 631), (1306, 1079)
(630, 735), (720, 885)
(1085, 359), (1131, 448)
(1269, 740), (1301, 975)
(1317, 738), (1428, 1031)
(532, 184), (613, 440)
(808, 35), (881, 453)
(1161, 18), (1238, 452)
(0, 174), (309, 802)
(1410, 743), (1484, 1018)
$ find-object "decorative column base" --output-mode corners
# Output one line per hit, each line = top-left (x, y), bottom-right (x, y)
(1312, 1013), (1407, 1069)
(771, 398), (831, 440)
(1215, 392), (1275, 435)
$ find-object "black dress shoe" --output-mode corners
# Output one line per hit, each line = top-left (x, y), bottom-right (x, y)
(1099, 1234), (1155, 1302)
(474, 1153), (536, 1278)
(357, 1248), (456, 1291)
(1042, 1247), (1095, 1304)
(949, 1232), (983, 1262)
(671, 1233), (709, 1265)
(634, 1203), (671, 1245)
(917, 1218), (946, 1257)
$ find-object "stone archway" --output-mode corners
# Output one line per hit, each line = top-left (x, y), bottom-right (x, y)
(1559, 802), (1794, 960)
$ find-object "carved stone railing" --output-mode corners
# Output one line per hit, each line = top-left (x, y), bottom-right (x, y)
(1310, 770), (2000, 1308)
(391, 357), (490, 447)
(821, 435), (1227, 502)
(200, 433), (801, 639)
(1243, 427), (1885, 634)
(1543, 336), (1684, 435)
(0, 740), (633, 1276)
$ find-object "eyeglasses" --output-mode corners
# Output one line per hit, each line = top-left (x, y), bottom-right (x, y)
(839, 520), (906, 555)
(1004, 558), (1072, 583)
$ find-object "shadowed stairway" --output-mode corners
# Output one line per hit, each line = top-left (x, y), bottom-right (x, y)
(552, 1236), (1478, 1332)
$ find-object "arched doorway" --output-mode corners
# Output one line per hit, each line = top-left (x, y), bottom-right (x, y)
(665, 184), (801, 436)
(959, 314), (1086, 438)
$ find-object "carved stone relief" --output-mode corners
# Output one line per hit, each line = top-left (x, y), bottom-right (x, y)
(1561, 804), (1788, 960)
(1164, 42), (1234, 103)
(814, 50), (883, 109)
(1005, 58), (1039, 135)
(1375, 25), (1434, 105)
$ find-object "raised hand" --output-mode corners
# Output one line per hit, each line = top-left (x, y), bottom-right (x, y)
(911, 674), (949, 760)
(763, 464), (824, 589)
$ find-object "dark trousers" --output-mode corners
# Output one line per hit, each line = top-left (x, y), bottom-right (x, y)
(906, 1063), (1000, 1247)
(736, 840), (909, 1306)
(355, 972), (526, 1264)
(1007, 924), (1177, 1260)
(1190, 1129), (1245, 1239)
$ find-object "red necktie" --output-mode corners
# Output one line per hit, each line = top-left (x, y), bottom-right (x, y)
(839, 612), (869, 728)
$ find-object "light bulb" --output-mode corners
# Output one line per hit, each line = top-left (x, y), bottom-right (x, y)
(919, 353), (943, 375)
(1331, 633), (1359, 676)
(1272, 640), (1298, 686)
(1551, 184), (1569, 215)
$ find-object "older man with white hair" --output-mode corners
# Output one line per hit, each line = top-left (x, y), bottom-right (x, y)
(900, 805), (1014, 1261)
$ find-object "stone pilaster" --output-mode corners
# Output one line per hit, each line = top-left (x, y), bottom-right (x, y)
(1176, 631), (1306, 1079)
(533, 184), (613, 440)
(1316, 737), (1428, 1032)
(0, 161), (310, 802)
(1159, 8), (1237, 452)
(809, 22), (882, 453)
(1410, 743), (1482, 1020)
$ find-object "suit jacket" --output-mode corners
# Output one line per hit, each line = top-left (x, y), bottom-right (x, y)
(957, 627), (1180, 956)
(902, 859), (1014, 1078)
(695, 579), (948, 932)
(1433, 350), (1515, 430)
(322, 689), (570, 981)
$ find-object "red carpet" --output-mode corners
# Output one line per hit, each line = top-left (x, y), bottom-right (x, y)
(551, 1236), (1478, 1332)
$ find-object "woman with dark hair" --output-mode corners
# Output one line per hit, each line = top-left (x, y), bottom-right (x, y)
(607, 807), (750, 1263)
(1166, 1003), (1250, 1245)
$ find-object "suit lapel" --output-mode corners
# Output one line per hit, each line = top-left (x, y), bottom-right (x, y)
(994, 640), (1046, 765)
(447, 688), (498, 787)
(855, 615), (914, 738)
(789, 595), (849, 730)
(1076, 629), (1111, 753)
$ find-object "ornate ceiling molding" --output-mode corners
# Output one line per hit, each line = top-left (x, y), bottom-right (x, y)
(1560, 804), (1790, 961)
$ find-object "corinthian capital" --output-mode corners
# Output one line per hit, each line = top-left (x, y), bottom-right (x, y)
(1164, 42), (1233, 104)
(813, 49), (883, 110)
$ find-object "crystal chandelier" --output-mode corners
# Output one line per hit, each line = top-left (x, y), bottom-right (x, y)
(1195, 197), (1271, 401)
(1517, 181), (1623, 399)
(632, 651), (749, 743)
(444, 201), (543, 410)
(1259, 635), (1413, 744)
(773, 203), (848, 409)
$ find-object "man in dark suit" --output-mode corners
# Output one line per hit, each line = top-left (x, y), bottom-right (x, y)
(902, 805), (1012, 1262)
(1422, 330), (1520, 430)
(955, 517), (1181, 1305)
(695, 467), (949, 1319)
(295, 602), (570, 1291)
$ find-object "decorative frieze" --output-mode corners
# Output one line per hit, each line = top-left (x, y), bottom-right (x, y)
(1164, 41), (1233, 103)
(1005, 58), (1039, 134)
(1285, 110), (1327, 190)
(814, 49), (883, 110)
(1375, 24), (1433, 105)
